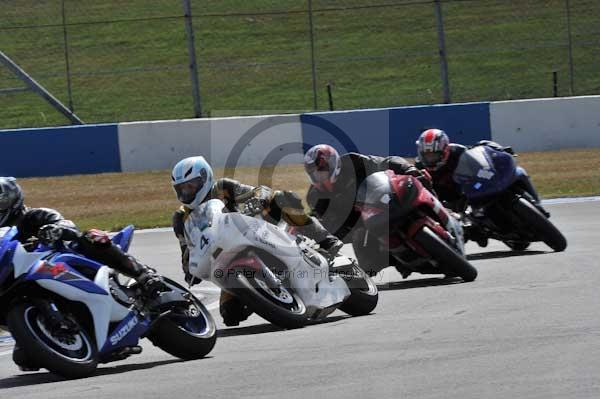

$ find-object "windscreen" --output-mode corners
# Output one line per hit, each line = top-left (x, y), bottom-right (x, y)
(356, 172), (392, 207)
(454, 146), (494, 181)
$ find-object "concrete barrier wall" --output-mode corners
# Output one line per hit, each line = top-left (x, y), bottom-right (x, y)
(490, 96), (600, 152)
(2, 96), (598, 177)
(0, 124), (120, 178)
(301, 102), (491, 157)
(117, 114), (304, 172)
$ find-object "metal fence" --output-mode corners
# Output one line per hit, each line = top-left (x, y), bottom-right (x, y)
(0, 0), (598, 129)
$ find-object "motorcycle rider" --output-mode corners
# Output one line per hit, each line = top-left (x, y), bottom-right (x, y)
(304, 144), (427, 277)
(415, 128), (546, 245)
(0, 176), (162, 371)
(171, 156), (343, 326)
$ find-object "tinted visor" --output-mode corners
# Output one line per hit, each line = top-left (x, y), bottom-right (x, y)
(174, 176), (207, 204)
(305, 162), (331, 184)
(0, 194), (12, 211)
(421, 151), (443, 167)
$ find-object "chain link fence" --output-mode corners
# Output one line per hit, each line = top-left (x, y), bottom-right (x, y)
(0, 0), (598, 129)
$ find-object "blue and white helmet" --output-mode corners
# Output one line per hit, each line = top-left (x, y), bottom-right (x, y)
(171, 156), (214, 209)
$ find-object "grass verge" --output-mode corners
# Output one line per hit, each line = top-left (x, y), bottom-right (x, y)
(17, 148), (600, 232)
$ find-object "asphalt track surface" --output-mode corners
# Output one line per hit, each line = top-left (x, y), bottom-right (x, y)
(1, 201), (599, 398)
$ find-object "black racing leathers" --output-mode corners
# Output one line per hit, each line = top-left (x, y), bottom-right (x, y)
(306, 152), (416, 242)
(172, 178), (342, 279)
(12, 207), (145, 278)
(415, 144), (468, 212)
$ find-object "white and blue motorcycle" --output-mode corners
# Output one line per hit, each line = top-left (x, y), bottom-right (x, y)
(0, 225), (216, 379)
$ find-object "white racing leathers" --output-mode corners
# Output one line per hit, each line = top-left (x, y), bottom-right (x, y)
(185, 200), (350, 319)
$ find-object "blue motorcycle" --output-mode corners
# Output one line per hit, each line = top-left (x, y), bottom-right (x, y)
(453, 142), (567, 252)
(0, 225), (216, 379)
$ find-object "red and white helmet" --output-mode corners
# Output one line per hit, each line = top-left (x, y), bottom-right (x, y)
(416, 129), (450, 171)
(304, 144), (341, 192)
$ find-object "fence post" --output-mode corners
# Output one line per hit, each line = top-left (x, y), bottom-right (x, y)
(434, 0), (451, 104)
(327, 82), (334, 111)
(182, 0), (203, 118)
(61, 0), (74, 111)
(564, 0), (575, 95)
(307, 0), (318, 110)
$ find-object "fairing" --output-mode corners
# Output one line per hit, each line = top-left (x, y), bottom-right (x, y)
(453, 146), (517, 200)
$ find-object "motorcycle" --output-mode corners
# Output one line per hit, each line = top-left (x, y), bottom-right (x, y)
(452, 143), (567, 252)
(185, 199), (378, 329)
(353, 170), (478, 282)
(0, 225), (216, 379)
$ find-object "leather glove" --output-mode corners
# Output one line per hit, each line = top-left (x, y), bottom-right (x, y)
(38, 224), (64, 245)
(243, 197), (268, 216)
(84, 229), (111, 245)
(406, 167), (433, 191)
(319, 237), (344, 261)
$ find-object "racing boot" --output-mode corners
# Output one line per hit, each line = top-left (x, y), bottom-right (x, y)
(219, 291), (252, 327)
(462, 218), (488, 247)
(518, 173), (550, 217)
(13, 345), (39, 372)
(131, 260), (165, 298)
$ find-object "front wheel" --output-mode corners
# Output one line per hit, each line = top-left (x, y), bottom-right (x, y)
(7, 302), (98, 379)
(504, 240), (531, 251)
(229, 269), (308, 329)
(414, 227), (478, 282)
(336, 263), (379, 316)
(512, 198), (567, 252)
(147, 280), (217, 360)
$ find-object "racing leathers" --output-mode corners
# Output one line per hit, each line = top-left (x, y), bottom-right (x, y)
(306, 152), (419, 242)
(306, 152), (422, 277)
(9, 206), (160, 371)
(415, 143), (468, 213)
(172, 178), (343, 326)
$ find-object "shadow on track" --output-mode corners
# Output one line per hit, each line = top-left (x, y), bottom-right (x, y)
(0, 359), (185, 388)
(377, 276), (464, 291)
(467, 250), (547, 261)
(218, 315), (354, 338)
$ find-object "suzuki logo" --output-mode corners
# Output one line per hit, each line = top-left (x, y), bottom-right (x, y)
(109, 317), (138, 346)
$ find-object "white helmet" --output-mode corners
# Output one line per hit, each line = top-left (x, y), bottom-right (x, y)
(171, 156), (214, 209)
(304, 144), (341, 192)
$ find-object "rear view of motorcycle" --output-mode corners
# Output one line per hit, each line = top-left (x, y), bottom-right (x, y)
(0, 225), (216, 379)
(354, 170), (478, 282)
(453, 144), (567, 252)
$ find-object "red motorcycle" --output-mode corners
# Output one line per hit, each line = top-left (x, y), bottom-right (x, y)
(353, 170), (477, 282)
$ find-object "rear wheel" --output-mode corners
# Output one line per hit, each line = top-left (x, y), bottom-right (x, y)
(414, 227), (478, 282)
(229, 269), (308, 329)
(7, 302), (98, 379)
(336, 263), (379, 316)
(513, 198), (567, 252)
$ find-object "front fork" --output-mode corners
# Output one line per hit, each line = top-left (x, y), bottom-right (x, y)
(31, 298), (79, 335)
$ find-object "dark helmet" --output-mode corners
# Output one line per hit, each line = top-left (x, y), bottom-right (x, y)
(0, 177), (24, 227)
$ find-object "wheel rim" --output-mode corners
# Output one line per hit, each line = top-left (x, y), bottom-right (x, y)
(170, 299), (216, 338)
(24, 306), (93, 363)
(355, 266), (378, 296)
(254, 278), (294, 304)
(249, 277), (306, 315)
